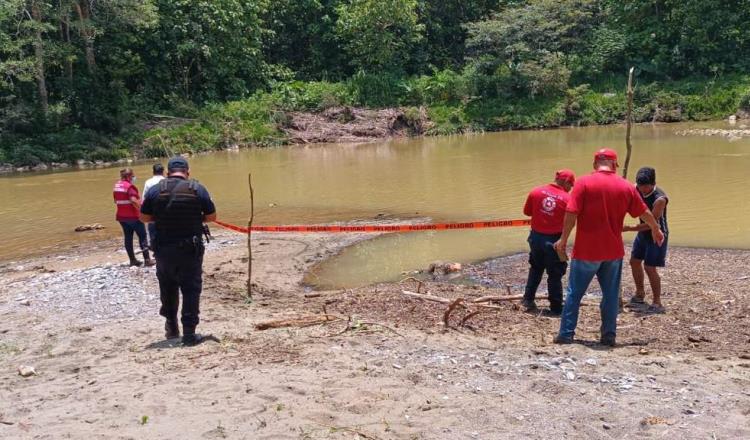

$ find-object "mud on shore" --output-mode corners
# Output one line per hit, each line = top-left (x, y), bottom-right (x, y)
(1, 228), (749, 439)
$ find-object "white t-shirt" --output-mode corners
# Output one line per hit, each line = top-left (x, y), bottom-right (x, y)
(143, 175), (165, 197)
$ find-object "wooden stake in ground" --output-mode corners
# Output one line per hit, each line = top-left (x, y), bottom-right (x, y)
(622, 66), (635, 179)
(620, 67), (635, 309)
(247, 173), (255, 299)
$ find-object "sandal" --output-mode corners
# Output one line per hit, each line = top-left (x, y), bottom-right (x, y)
(647, 304), (666, 314)
(628, 296), (646, 306)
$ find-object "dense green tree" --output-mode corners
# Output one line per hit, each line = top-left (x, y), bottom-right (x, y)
(465, 0), (601, 97)
(335, 0), (424, 73)
(262, 0), (347, 80)
(416, 0), (503, 69)
(143, 0), (267, 102)
(606, 0), (750, 77)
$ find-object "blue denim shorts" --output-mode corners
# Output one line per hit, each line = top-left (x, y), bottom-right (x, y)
(631, 234), (668, 267)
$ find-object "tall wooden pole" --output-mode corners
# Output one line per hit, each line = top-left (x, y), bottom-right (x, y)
(620, 67), (635, 310)
(247, 173), (255, 300)
(622, 67), (635, 179)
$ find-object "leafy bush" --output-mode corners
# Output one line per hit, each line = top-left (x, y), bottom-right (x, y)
(345, 71), (406, 107)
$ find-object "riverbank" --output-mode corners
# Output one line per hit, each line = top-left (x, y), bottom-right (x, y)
(3, 74), (750, 172)
(1, 228), (748, 438)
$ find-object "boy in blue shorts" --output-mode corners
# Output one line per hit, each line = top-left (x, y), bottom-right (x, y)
(624, 167), (669, 313)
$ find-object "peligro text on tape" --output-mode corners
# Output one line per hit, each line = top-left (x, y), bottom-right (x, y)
(212, 218), (531, 234)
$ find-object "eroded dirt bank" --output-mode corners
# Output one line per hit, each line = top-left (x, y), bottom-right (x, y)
(1, 227), (749, 439)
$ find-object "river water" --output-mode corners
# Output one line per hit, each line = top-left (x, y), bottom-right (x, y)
(2, 121), (749, 288)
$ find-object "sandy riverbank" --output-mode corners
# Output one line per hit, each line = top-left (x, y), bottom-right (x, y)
(1, 227), (749, 439)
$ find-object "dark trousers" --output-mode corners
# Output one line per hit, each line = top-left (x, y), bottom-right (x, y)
(119, 220), (150, 261)
(523, 230), (567, 312)
(147, 223), (157, 254)
(156, 242), (204, 335)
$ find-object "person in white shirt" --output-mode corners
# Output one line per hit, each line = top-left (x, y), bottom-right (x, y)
(143, 163), (165, 251)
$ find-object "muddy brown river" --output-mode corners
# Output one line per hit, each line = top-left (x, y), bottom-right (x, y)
(2, 121), (749, 288)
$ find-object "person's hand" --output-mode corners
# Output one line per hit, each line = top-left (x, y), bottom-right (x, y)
(553, 239), (566, 254)
(652, 228), (665, 246)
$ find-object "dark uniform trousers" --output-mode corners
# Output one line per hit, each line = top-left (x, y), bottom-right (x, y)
(523, 230), (567, 312)
(156, 241), (204, 334)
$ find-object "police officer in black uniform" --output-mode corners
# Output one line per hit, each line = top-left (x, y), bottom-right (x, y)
(140, 157), (216, 346)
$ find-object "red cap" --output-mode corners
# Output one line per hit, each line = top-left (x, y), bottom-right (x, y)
(555, 169), (576, 185)
(594, 148), (618, 162)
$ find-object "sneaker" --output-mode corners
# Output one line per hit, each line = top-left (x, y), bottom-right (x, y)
(541, 309), (562, 318)
(129, 259), (143, 267)
(165, 321), (180, 340)
(600, 335), (616, 347)
(521, 299), (538, 312)
(553, 335), (573, 344)
(144, 258), (156, 267)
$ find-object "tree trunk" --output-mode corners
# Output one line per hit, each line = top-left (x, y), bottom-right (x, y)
(30, 1), (49, 115)
(60, 2), (73, 81)
(73, 1), (96, 71)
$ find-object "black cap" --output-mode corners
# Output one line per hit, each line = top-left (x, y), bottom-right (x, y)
(636, 167), (656, 185)
(167, 156), (189, 171)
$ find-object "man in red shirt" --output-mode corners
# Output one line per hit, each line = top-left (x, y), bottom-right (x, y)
(113, 168), (154, 267)
(553, 149), (664, 346)
(521, 169), (576, 315)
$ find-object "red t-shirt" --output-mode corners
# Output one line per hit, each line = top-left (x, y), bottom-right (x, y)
(566, 170), (647, 261)
(524, 183), (570, 234)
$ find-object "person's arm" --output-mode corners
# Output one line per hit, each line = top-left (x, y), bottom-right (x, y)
(523, 193), (533, 217)
(128, 186), (141, 210)
(626, 198), (666, 232)
(553, 212), (577, 253)
(198, 185), (217, 222)
(139, 188), (154, 223)
(130, 195), (141, 211)
(638, 210), (665, 246)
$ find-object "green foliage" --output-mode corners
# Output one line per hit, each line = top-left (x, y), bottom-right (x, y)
(345, 72), (406, 107)
(426, 105), (468, 135)
(269, 81), (353, 111)
(335, 0), (424, 72)
(605, 0), (750, 78)
(3, 0), (750, 167)
(145, 0), (268, 102)
(465, 0), (599, 99)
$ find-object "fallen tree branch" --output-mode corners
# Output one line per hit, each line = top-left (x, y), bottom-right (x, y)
(442, 298), (464, 327)
(460, 309), (487, 327)
(255, 315), (341, 330)
(473, 295), (526, 303)
(399, 276), (424, 293)
(402, 290), (452, 303)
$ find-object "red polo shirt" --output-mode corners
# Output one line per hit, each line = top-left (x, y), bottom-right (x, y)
(567, 170), (647, 261)
(524, 183), (570, 234)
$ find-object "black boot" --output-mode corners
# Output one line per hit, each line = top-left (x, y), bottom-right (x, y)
(182, 330), (205, 346)
(165, 320), (180, 339)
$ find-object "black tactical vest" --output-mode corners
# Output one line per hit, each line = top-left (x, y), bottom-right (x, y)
(153, 178), (204, 243)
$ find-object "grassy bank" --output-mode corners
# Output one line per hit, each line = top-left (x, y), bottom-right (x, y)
(3, 72), (750, 168)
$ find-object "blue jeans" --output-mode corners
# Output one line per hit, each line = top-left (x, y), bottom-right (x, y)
(119, 219), (150, 262)
(558, 259), (623, 340)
